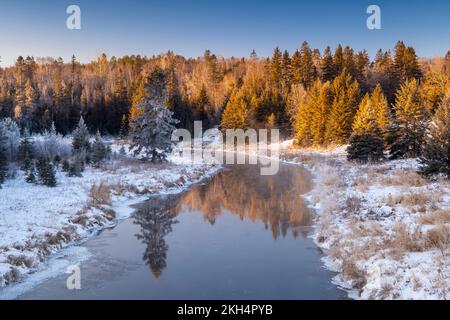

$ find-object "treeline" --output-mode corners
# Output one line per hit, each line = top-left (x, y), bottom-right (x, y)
(0, 50), (242, 135)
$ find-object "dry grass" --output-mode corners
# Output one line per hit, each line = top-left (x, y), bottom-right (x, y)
(89, 182), (112, 206)
(424, 225), (450, 252)
(378, 170), (428, 187)
(417, 209), (450, 225)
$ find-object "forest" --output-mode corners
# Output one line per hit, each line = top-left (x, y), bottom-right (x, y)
(0, 40), (449, 181)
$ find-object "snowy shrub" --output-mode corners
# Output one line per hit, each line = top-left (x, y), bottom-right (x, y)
(32, 127), (71, 160)
(0, 118), (21, 161)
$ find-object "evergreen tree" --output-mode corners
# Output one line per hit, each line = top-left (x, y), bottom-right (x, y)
(333, 44), (344, 76)
(281, 50), (292, 91)
(36, 157), (56, 187)
(389, 79), (429, 159)
(310, 81), (333, 146)
(221, 89), (250, 130)
(270, 47), (283, 90)
(294, 80), (320, 146)
(129, 67), (179, 162)
(18, 136), (35, 172)
(370, 84), (391, 145)
(347, 94), (385, 163)
(91, 131), (107, 167)
(72, 116), (90, 153)
(418, 95), (450, 178)
(325, 70), (361, 145)
(299, 41), (316, 89)
(26, 162), (36, 184)
(320, 46), (335, 82)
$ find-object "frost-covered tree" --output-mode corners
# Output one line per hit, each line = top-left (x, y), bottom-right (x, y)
(129, 67), (179, 162)
(1, 118), (21, 161)
(72, 117), (90, 153)
(91, 131), (107, 167)
(419, 95), (450, 178)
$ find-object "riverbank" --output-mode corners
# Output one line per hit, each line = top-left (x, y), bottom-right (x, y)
(281, 146), (450, 300)
(0, 147), (221, 289)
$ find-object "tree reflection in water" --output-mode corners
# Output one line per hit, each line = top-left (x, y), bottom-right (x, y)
(133, 196), (179, 279)
(175, 164), (314, 240)
(133, 165), (314, 279)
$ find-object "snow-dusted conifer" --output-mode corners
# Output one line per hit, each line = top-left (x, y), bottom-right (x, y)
(129, 67), (178, 162)
(72, 117), (90, 153)
(91, 131), (107, 167)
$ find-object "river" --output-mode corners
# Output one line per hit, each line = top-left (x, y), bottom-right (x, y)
(15, 163), (345, 299)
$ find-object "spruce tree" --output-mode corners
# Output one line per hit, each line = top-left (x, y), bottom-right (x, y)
(347, 94), (385, 162)
(221, 89), (250, 130)
(36, 157), (56, 187)
(418, 95), (450, 178)
(129, 67), (179, 162)
(389, 79), (429, 159)
(325, 70), (361, 145)
(299, 41), (316, 89)
(370, 84), (391, 145)
(18, 136), (35, 172)
(72, 116), (90, 153)
(91, 131), (107, 167)
(320, 46), (335, 82)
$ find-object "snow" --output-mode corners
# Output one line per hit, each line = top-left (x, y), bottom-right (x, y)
(0, 139), (221, 290)
(278, 146), (450, 300)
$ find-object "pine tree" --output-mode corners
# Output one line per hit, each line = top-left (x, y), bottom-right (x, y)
(320, 46), (334, 82)
(294, 80), (321, 146)
(333, 44), (344, 76)
(281, 50), (292, 91)
(325, 70), (361, 145)
(26, 162), (36, 184)
(418, 95), (450, 178)
(299, 41), (316, 89)
(389, 79), (429, 159)
(36, 157), (56, 187)
(347, 94), (385, 163)
(270, 47), (283, 90)
(18, 136), (35, 172)
(72, 116), (90, 153)
(91, 131), (107, 167)
(129, 67), (179, 162)
(310, 81), (333, 146)
(221, 89), (250, 130)
(370, 84), (391, 145)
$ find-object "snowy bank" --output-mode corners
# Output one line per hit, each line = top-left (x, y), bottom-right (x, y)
(0, 145), (221, 289)
(281, 147), (450, 300)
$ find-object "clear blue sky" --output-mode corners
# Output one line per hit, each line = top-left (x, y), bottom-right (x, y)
(0, 0), (449, 66)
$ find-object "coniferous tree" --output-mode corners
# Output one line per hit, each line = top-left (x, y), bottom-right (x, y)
(299, 41), (316, 89)
(72, 116), (90, 153)
(389, 79), (429, 159)
(221, 89), (249, 130)
(370, 84), (391, 145)
(18, 136), (35, 172)
(91, 131), (107, 167)
(270, 47), (283, 91)
(129, 67), (179, 162)
(347, 94), (385, 162)
(418, 95), (450, 178)
(320, 46), (335, 82)
(325, 70), (361, 145)
(36, 157), (56, 187)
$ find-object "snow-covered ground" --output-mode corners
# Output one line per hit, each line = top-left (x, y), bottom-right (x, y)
(0, 141), (221, 289)
(279, 144), (450, 300)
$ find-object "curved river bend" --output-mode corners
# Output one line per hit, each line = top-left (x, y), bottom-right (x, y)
(15, 163), (345, 299)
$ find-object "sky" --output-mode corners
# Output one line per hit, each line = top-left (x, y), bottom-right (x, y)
(0, 0), (449, 67)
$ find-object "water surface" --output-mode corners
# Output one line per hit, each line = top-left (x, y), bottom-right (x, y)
(16, 164), (345, 299)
